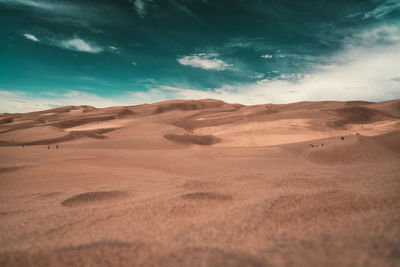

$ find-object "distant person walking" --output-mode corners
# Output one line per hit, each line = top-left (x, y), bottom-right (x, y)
(56, 144), (59, 149)
(48, 145), (50, 150)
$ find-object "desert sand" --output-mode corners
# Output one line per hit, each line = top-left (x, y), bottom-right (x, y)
(0, 99), (399, 266)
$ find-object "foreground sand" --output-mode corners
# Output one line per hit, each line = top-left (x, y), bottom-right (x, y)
(0, 99), (399, 266)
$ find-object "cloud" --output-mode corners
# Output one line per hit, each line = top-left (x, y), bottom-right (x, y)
(57, 38), (103, 53)
(261, 54), (272, 59)
(107, 45), (120, 54)
(177, 53), (232, 71)
(346, 25), (400, 47)
(0, 0), (114, 29)
(130, 0), (152, 18)
(21, 33), (108, 54)
(0, 90), (126, 113)
(1, 0), (61, 11)
(364, 0), (400, 19)
(155, 25), (400, 104)
(23, 33), (39, 42)
(251, 73), (265, 79)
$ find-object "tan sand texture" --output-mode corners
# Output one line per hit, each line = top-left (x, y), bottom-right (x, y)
(0, 99), (399, 266)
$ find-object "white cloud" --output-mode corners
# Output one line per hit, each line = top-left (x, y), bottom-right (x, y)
(0, 90), (126, 113)
(130, 0), (152, 18)
(346, 25), (400, 47)
(107, 45), (119, 54)
(2, 0), (58, 11)
(2, 25), (399, 113)
(364, 0), (400, 19)
(23, 33), (39, 42)
(177, 53), (232, 71)
(251, 73), (265, 79)
(21, 33), (108, 54)
(58, 38), (103, 53)
(261, 54), (272, 59)
(164, 44), (400, 104)
(153, 25), (400, 104)
(1, 0), (110, 29)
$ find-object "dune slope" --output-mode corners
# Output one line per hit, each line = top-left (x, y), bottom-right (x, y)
(0, 99), (399, 266)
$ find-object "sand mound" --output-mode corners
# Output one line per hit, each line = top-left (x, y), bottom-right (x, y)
(34, 114), (59, 124)
(153, 99), (225, 114)
(164, 134), (220, 146)
(181, 192), (233, 201)
(82, 106), (97, 113)
(0, 118), (13, 124)
(345, 101), (374, 106)
(51, 115), (115, 128)
(367, 131), (400, 153)
(44, 106), (80, 114)
(303, 133), (400, 164)
(330, 107), (377, 127)
(19, 130), (110, 146)
(263, 190), (398, 225)
(116, 108), (136, 118)
(329, 106), (393, 128)
(382, 101), (400, 117)
(0, 126), (68, 145)
(61, 191), (124, 207)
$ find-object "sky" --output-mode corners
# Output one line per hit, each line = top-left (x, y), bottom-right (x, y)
(0, 0), (399, 112)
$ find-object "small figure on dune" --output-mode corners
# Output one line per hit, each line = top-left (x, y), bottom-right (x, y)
(356, 132), (360, 136)
(322, 143), (324, 147)
(341, 136), (344, 140)
(47, 145), (50, 150)
(56, 144), (59, 149)
(22, 145), (24, 148)
(309, 144), (314, 148)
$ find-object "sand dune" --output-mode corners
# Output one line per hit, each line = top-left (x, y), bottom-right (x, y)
(0, 99), (399, 266)
(164, 134), (221, 146)
(1, 99), (398, 147)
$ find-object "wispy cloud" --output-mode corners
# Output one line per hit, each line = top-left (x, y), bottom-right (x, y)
(22, 32), (106, 54)
(107, 46), (119, 54)
(23, 33), (39, 42)
(0, 90), (126, 113)
(2, 0), (66, 11)
(177, 53), (232, 71)
(261, 54), (272, 59)
(251, 73), (265, 79)
(0, 0), (116, 29)
(364, 0), (400, 19)
(130, 0), (152, 18)
(56, 38), (103, 53)
(155, 25), (400, 104)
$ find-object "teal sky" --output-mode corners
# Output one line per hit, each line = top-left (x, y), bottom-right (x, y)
(1, 0), (399, 112)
